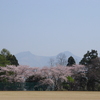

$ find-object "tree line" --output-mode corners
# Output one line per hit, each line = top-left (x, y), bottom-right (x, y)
(0, 48), (100, 91)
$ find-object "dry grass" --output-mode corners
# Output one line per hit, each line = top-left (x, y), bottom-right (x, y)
(0, 91), (100, 100)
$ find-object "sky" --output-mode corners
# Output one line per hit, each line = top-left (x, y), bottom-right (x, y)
(0, 0), (100, 57)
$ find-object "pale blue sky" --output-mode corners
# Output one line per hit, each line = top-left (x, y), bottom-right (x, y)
(0, 0), (100, 57)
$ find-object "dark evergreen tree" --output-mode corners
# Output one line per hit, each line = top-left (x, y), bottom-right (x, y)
(0, 48), (10, 57)
(86, 57), (100, 91)
(79, 50), (98, 65)
(6, 55), (19, 66)
(79, 50), (100, 91)
(0, 54), (10, 66)
(0, 48), (19, 66)
(67, 56), (76, 66)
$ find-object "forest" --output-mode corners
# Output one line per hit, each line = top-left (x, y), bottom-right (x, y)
(0, 48), (100, 91)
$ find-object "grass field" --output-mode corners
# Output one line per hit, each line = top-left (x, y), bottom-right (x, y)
(0, 91), (100, 100)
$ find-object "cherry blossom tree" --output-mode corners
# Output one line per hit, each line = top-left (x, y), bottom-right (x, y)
(0, 64), (87, 91)
(0, 65), (33, 90)
(67, 64), (87, 90)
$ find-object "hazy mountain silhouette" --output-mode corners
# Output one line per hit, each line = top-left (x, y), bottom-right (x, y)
(15, 51), (81, 67)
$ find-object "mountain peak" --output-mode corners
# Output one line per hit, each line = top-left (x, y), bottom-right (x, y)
(62, 51), (73, 54)
(15, 51), (81, 67)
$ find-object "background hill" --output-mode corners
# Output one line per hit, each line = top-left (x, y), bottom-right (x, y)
(15, 51), (81, 67)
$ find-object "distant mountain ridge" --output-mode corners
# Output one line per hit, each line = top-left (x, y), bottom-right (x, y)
(15, 51), (81, 67)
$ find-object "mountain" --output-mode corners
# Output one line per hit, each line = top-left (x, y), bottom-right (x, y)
(15, 51), (81, 67)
